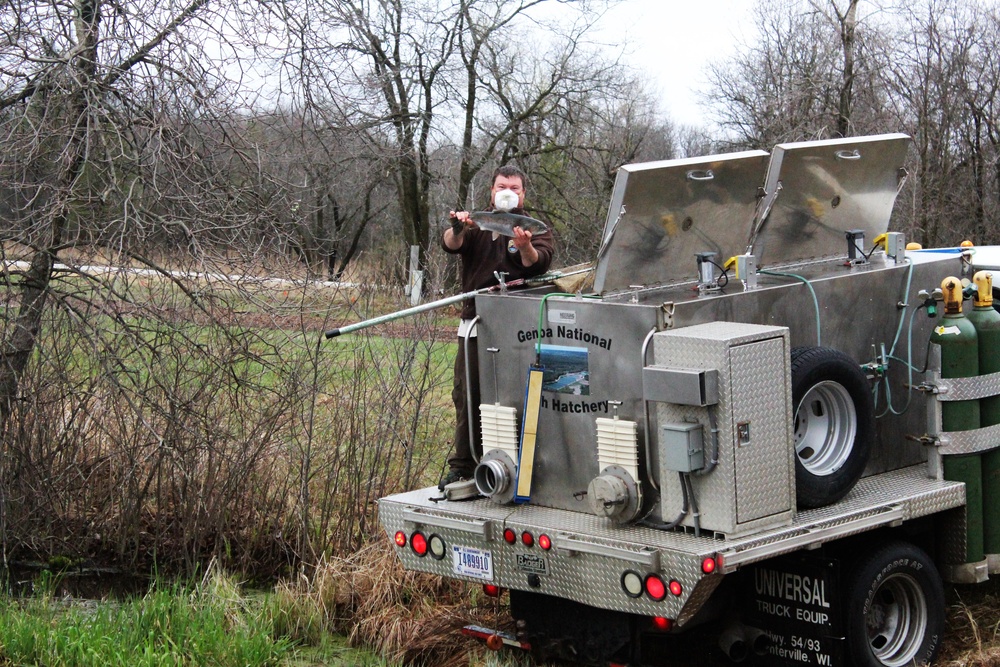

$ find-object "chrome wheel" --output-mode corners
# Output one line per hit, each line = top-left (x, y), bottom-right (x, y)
(794, 380), (857, 476)
(865, 573), (928, 667)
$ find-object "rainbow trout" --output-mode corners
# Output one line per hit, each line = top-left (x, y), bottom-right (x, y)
(457, 210), (549, 237)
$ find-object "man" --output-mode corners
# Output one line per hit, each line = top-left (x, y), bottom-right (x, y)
(439, 165), (555, 490)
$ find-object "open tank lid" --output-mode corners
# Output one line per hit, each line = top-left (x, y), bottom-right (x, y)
(593, 150), (770, 294)
(748, 133), (911, 267)
(592, 134), (912, 294)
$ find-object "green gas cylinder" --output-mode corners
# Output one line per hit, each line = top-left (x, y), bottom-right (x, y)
(968, 271), (1000, 565)
(931, 275), (983, 564)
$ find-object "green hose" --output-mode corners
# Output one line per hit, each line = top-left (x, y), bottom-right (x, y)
(760, 269), (822, 346)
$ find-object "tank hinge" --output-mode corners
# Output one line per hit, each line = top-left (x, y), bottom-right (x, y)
(660, 302), (675, 329)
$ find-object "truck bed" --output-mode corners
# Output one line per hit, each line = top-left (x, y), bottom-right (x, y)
(379, 465), (963, 624)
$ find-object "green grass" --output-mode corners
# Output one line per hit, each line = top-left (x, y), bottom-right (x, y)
(283, 636), (395, 666)
(0, 574), (294, 667)
(46, 279), (455, 395)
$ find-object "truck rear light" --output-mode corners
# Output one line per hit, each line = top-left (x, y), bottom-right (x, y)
(503, 528), (516, 544)
(702, 556), (717, 574)
(651, 616), (673, 631)
(644, 574), (667, 601)
(483, 583), (501, 597)
(669, 580), (683, 597)
(428, 534), (446, 560)
(521, 531), (534, 547)
(394, 531), (407, 547)
(621, 571), (643, 598)
(411, 532), (428, 557)
(538, 534), (551, 550)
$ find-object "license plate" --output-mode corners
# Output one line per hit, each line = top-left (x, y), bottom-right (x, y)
(452, 545), (494, 580)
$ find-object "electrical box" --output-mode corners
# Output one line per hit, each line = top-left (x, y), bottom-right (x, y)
(651, 322), (795, 538)
(661, 422), (705, 472)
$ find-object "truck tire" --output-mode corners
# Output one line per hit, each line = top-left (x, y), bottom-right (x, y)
(791, 346), (874, 508)
(844, 540), (944, 667)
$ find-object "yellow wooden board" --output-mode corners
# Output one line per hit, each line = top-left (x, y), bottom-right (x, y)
(515, 367), (544, 502)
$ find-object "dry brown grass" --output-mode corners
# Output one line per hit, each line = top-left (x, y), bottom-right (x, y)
(937, 580), (1000, 666)
(272, 536), (513, 667)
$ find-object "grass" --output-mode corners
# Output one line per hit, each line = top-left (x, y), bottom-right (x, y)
(2, 266), (458, 575)
(266, 538), (520, 667)
(0, 569), (294, 667)
(0, 549), (517, 667)
(938, 579), (1000, 666)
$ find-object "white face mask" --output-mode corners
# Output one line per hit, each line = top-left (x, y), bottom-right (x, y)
(493, 188), (519, 211)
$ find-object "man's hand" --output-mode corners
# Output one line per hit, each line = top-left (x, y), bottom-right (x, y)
(444, 210), (472, 250)
(514, 227), (539, 266)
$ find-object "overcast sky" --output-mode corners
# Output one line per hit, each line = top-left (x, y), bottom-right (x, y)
(593, 0), (757, 128)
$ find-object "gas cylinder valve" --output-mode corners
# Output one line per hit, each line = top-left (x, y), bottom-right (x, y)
(918, 288), (943, 317)
(863, 343), (889, 378)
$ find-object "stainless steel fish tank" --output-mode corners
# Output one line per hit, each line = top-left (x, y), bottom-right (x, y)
(472, 134), (952, 526)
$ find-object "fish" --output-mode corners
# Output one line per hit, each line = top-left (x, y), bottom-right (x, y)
(466, 210), (549, 237)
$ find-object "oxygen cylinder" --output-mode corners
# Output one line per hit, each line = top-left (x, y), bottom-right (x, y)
(931, 276), (983, 564)
(969, 272), (1000, 423)
(968, 271), (1000, 566)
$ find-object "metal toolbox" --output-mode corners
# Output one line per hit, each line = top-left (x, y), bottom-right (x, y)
(651, 322), (794, 537)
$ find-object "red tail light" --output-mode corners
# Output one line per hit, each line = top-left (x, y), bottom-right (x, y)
(538, 534), (552, 550)
(503, 528), (516, 544)
(669, 580), (683, 597)
(483, 583), (501, 597)
(394, 531), (407, 547)
(702, 556), (717, 574)
(410, 532), (428, 557)
(652, 616), (673, 631)
(644, 574), (667, 601)
(521, 531), (534, 547)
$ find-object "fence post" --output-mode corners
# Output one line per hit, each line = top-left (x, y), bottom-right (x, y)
(406, 245), (423, 306)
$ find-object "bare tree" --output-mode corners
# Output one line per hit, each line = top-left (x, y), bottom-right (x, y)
(270, 0), (462, 271)
(0, 0), (343, 573)
(706, 0), (889, 148)
(251, 112), (391, 280)
(0, 0), (228, 427)
(701, 0), (1000, 247)
(807, 0), (861, 137)
(957, 4), (1000, 242)
(879, 0), (978, 245)
(273, 0), (646, 275)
